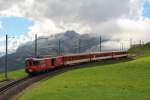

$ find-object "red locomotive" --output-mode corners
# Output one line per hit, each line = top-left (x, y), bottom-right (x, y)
(25, 51), (128, 74)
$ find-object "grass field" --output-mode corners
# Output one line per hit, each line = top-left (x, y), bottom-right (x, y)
(129, 43), (150, 57)
(0, 70), (27, 82)
(19, 57), (150, 100)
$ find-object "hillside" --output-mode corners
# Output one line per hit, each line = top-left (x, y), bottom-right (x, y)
(129, 43), (150, 57)
(19, 56), (150, 100)
(0, 70), (26, 81)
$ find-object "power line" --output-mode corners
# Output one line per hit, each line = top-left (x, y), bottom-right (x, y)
(5, 34), (15, 80)
(99, 36), (102, 52)
(5, 34), (8, 80)
(130, 38), (132, 48)
(58, 39), (61, 56)
(35, 34), (37, 57)
(78, 38), (81, 53)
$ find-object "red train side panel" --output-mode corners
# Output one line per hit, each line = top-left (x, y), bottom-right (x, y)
(25, 51), (128, 74)
(54, 56), (64, 67)
(63, 53), (90, 65)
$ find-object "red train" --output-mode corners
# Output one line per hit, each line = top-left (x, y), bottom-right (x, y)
(25, 51), (128, 74)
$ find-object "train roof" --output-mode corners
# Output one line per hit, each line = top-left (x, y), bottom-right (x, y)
(26, 57), (51, 61)
(26, 51), (127, 61)
(63, 51), (127, 57)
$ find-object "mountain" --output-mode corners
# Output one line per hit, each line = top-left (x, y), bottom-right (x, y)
(0, 30), (108, 72)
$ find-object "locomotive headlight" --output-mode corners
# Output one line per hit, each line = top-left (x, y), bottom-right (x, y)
(28, 69), (32, 72)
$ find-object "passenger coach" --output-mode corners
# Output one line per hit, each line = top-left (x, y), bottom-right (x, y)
(25, 51), (128, 74)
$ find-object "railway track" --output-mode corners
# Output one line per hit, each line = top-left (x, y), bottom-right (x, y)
(0, 62), (93, 100)
(0, 76), (30, 100)
(0, 76), (29, 93)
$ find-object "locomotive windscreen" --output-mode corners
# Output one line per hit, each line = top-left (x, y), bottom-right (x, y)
(32, 61), (40, 66)
(25, 60), (32, 66)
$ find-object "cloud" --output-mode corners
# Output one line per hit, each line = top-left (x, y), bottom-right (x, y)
(0, 0), (144, 28)
(0, 0), (25, 10)
(0, 0), (150, 51)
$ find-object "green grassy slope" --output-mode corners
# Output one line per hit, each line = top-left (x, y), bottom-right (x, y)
(129, 43), (150, 57)
(0, 70), (27, 81)
(20, 57), (150, 100)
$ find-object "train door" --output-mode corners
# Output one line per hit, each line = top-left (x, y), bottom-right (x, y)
(51, 58), (55, 66)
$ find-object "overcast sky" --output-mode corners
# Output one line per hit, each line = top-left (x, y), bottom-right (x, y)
(0, 0), (150, 52)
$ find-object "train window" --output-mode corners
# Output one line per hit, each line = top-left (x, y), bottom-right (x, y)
(29, 61), (32, 66)
(26, 60), (32, 66)
(32, 61), (40, 66)
(51, 58), (55, 66)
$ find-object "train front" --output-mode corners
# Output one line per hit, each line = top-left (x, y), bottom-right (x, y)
(25, 58), (41, 74)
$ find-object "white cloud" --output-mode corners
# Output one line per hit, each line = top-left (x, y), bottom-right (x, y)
(0, 34), (34, 54)
(0, 0), (150, 51)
